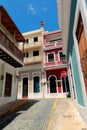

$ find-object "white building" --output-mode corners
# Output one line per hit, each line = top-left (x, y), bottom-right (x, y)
(0, 6), (25, 105)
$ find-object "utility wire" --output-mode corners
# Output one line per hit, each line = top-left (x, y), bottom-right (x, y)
(7, 0), (41, 24)
(9, 0), (46, 23)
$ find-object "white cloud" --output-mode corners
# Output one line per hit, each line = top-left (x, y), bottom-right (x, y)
(28, 4), (38, 15)
(42, 7), (47, 12)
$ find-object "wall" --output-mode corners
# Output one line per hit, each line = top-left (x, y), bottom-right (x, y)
(85, 0), (87, 6)
(67, 0), (85, 106)
(0, 59), (17, 105)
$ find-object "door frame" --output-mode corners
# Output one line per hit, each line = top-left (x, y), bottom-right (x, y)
(22, 73), (29, 98)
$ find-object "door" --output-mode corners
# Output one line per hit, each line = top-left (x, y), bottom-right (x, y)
(62, 76), (70, 96)
(4, 73), (12, 97)
(49, 76), (57, 93)
(34, 76), (40, 93)
(22, 77), (28, 98)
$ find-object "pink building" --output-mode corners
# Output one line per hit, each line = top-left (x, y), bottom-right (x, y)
(43, 30), (70, 98)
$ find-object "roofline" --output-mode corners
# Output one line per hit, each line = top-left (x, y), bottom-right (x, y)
(0, 6), (25, 42)
(22, 28), (44, 36)
(43, 30), (62, 37)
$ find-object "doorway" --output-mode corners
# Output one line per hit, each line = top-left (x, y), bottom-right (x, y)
(4, 73), (12, 97)
(49, 76), (57, 93)
(62, 76), (70, 94)
(22, 77), (28, 98)
(33, 76), (40, 93)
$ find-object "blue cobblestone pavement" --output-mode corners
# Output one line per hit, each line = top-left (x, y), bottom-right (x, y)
(0, 99), (55, 130)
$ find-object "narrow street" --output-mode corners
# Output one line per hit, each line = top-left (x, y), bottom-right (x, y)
(0, 99), (55, 130)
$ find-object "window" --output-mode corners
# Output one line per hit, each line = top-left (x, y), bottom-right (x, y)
(34, 37), (38, 42)
(24, 52), (29, 57)
(58, 51), (66, 61)
(33, 50), (39, 56)
(76, 12), (83, 43)
(48, 53), (54, 62)
(25, 39), (29, 44)
(4, 73), (12, 97)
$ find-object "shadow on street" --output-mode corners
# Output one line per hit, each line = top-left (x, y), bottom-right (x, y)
(0, 100), (39, 129)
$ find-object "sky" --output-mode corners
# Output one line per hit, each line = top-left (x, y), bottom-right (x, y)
(0, 0), (59, 33)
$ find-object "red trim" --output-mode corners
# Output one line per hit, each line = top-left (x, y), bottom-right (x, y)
(22, 96), (28, 99)
(61, 71), (67, 77)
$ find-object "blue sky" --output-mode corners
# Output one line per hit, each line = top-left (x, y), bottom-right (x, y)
(0, 0), (59, 33)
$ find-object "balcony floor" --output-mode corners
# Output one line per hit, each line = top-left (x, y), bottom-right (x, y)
(0, 49), (23, 68)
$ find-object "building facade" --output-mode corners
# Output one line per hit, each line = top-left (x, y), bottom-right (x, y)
(0, 6), (25, 105)
(43, 30), (70, 98)
(57, 0), (87, 123)
(17, 28), (45, 99)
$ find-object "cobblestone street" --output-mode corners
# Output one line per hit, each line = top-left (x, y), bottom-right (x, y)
(0, 99), (55, 130)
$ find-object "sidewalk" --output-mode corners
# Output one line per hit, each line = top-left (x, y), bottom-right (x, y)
(47, 98), (87, 130)
(0, 100), (28, 119)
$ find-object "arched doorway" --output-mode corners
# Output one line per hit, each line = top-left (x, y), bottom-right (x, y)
(49, 76), (57, 93)
(22, 77), (28, 98)
(33, 76), (40, 93)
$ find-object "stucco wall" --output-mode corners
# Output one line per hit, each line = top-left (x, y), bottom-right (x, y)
(0, 60), (17, 106)
(67, 0), (85, 107)
(85, 0), (87, 6)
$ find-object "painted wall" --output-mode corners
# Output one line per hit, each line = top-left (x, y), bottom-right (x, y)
(44, 48), (63, 66)
(85, 0), (87, 6)
(17, 67), (44, 99)
(0, 59), (17, 106)
(72, 46), (84, 106)
(67, 0), (85, 106)
(46, 68), (67, 93)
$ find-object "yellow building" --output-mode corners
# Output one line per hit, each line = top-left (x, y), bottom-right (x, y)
(17, 28), (45, 99)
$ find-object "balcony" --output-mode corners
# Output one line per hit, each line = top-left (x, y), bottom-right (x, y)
(0, 30), (24, 67)
(24, 56), (43, 65)
(43, 42), (62, 51)
(22, 41), (42, 51)
(44, 60), (67, 70)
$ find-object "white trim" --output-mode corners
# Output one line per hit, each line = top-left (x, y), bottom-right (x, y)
(43, 44), (62, 51)
(60, 76), (63, 93)
(77, 103), (86, 109)
(73, 1), (87, 106)
(47, 52), (55, 63)
(58, 50), (62, 61)
(68, 56), (77, 104)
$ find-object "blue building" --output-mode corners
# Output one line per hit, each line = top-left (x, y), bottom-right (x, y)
(57, 0), (87, 123)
